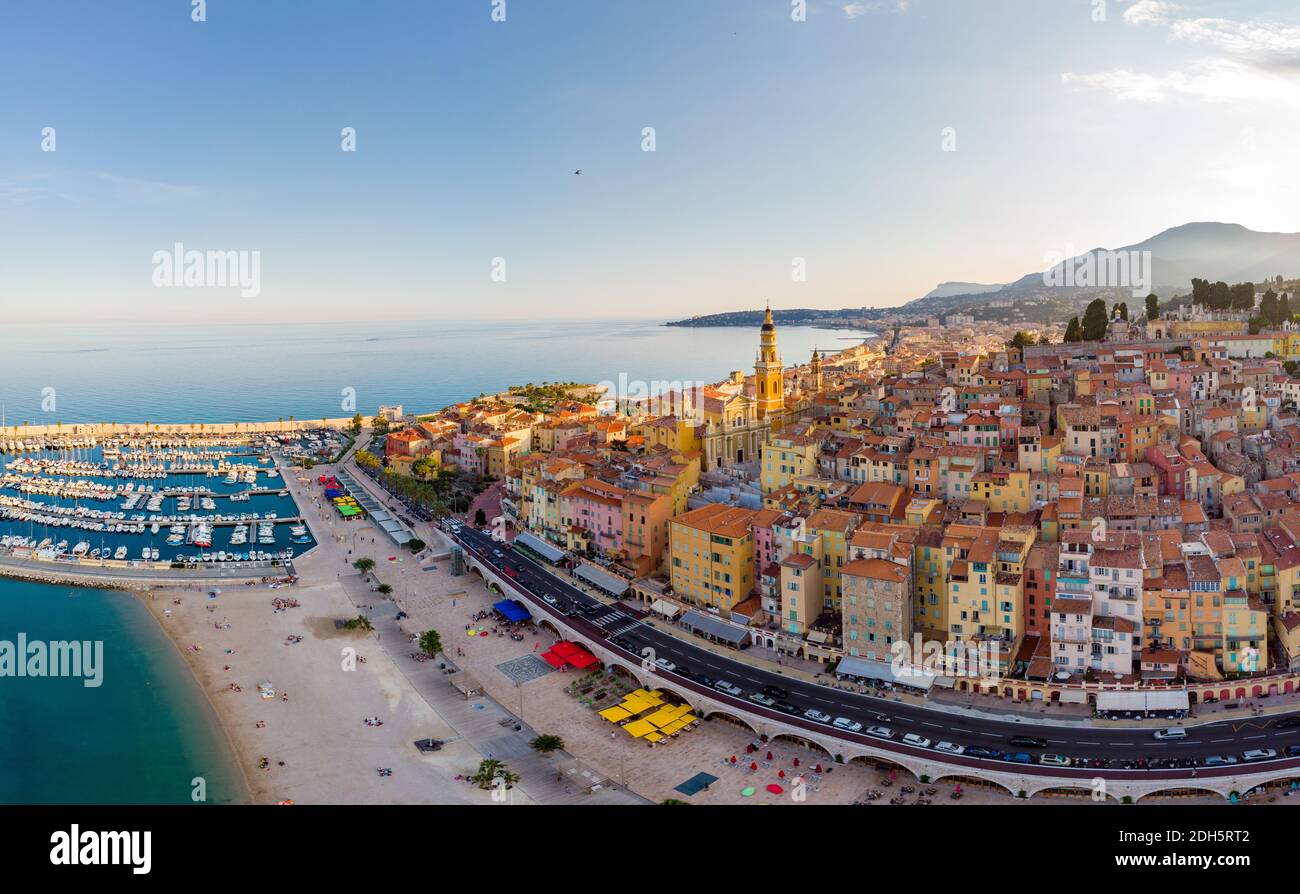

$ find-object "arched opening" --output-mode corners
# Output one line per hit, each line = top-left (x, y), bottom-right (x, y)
(932, 774), (1018, 798)
(703, 710), (760, 736)
(1136, 787), (1226, 803)
(1034, 785), (1113, 803)
(769, 733), (832, 757)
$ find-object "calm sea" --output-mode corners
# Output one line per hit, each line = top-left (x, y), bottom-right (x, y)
(0, 578), (247, 804)
(0, 317), (870, 803)
(0, 319), (874, 424)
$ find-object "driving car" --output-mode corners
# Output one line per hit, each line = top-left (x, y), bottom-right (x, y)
(934, 741), (964, 755)
(748, 692), (776, 707)
(1274, 716), (1300, 729)
(803, 709), (832, 724)
(1008, 736), (1048, 748)
(902, 733), (931, 748)
(762, 685), (790, 699)
(1152, 727), (1186, 740)
(713, 680), (743, 696)
(832, 717), (862, 733)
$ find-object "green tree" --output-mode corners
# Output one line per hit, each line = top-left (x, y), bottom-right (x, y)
(353, 557), (376, 575)
(350, 413), (363, 434)
(1233, 282), (1258, 312)
(1280, 293), (1291, 324)
(355, 449), (381, 471)
(418, 629), (443, 658)
(375, 583), (393, 595)
(1064, 316), (1082, 343)
(470, 759), (519, 790)
(1082, 299), (1109, 341)
(1260, 289), (1279, 326)
(529, 734), (565, 754)
(1191, 278), (1210, 307)
(371, 415), (391, 436)
(1005, 331), (1035, 349)
(1145, 293), (1159, 321)
(1210, 281), (1231, 310)
(342, 615), (374, 631)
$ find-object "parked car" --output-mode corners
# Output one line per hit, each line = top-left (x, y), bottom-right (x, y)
(748, 692), (776, 707)
(1286, 744), (1300, 757)
(1203, 755), (1238, 767)
(865, 725), (893, 739)
(1009, 736), (1048, 748)
(832, 717), (862, 733)
(1038, 753), (1071, 766)
(714, 680), (743, 696)
(902, 733), (931, 748)
(774, 701), (801, 716)
(964, 746), (1000, 759)
(762, 684), (790, 700)
(1002, 752), (1033, 764)
(541, 594), (559, 607)
(1242, 748), (1278, 762)
(934, 741), (964, 755)
(803, 709), (832, 724)
(693, 673), (715, 688)
(653, 657), (676, 673)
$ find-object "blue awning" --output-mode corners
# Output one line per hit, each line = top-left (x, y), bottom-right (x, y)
(493, 599), (531, 623)
(513, 531), (564, 563)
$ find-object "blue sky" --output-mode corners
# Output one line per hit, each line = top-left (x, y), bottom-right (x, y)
(1, 0), (1297, 323)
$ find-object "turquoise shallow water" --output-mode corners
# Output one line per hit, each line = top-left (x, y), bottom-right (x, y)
(0, 578), (248, 804)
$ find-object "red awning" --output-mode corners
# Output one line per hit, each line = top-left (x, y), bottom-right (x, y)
(540, 651), (567, 668)
(567, 650), (598, 669)
(551, 641), (583, 658)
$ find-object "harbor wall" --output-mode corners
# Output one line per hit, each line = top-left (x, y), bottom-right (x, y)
(1, 418), (355, 440)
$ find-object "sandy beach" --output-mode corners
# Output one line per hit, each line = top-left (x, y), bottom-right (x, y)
(138, 553), (513, 805)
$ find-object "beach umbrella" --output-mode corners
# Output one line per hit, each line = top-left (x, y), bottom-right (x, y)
(792, 758), (800, 767)
(766, 751), (773, 760)
(766, 784), (784, 795)
(730, 755), (737, 764)
(750, 762), (758, 771)
(740, 787), (755, 798)
(778, 769), (786, 779)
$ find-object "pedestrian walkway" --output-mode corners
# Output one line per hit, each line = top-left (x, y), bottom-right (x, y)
(341, 572), (647, 805)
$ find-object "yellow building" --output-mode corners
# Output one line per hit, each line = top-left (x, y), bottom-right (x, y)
(969, 470), (1032, 513)
(755, 304), (785, 421)
(761, 430), (819, 494)
(669, 504), (757, 613)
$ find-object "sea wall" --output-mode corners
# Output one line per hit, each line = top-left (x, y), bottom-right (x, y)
(2, 418), (354, 439)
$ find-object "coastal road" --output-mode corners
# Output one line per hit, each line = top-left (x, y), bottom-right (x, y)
(450, 525), (1300, 779)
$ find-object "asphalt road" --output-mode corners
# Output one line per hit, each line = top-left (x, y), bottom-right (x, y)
(451, 525), (1300, 780)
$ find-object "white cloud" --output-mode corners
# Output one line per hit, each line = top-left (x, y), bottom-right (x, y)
(1062, 58), (1300, 110)
(1170, 17), (1300, 63)
(841, 0), (910, 19)
(1121, 1), (1176, 27)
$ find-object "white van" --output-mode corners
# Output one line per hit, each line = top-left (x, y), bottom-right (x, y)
(1153, 727), (1186, 740)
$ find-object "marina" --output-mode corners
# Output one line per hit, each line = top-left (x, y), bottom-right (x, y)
(0, 433), (325, 571)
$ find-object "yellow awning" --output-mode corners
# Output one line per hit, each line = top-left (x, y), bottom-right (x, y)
(644, 708), (679, 728)
(598, 706), (632, 723)
(645, 732), (664, 743)
(623, 719), (657, 738)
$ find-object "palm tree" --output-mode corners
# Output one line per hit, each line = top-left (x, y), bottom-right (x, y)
(375, 583), (393, 595)
(529, 734), (564, 755)
(353, 557), (375, 576)
(470, 759), (519, 790)
(418, 629), (442, 657)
